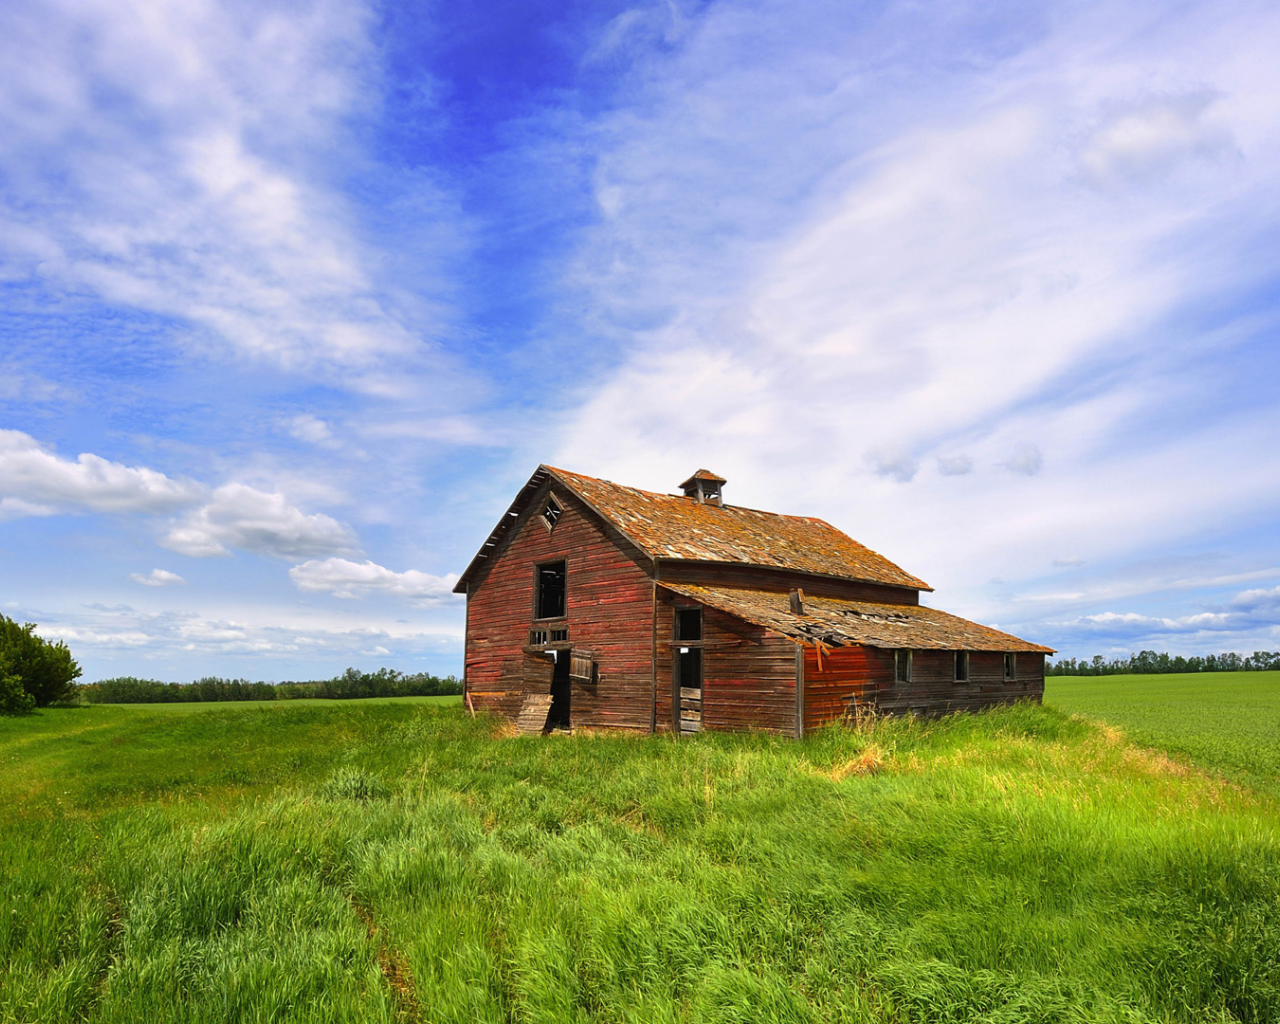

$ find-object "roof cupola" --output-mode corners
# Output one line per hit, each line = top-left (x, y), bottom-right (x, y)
(679, 469), (726, 507)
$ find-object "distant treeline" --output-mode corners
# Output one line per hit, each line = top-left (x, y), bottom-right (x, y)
(78, 667), (462, 704)
(1047, 650), (1280, 676)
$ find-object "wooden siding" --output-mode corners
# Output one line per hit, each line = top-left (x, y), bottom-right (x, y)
(464, 482), (656, 732)
(655, 590), (798, 735)
(658, 560), (919, 605)
(803, 647), (1046, 727)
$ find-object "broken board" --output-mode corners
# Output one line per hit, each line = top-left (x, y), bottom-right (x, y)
(516, 693), (553, 735)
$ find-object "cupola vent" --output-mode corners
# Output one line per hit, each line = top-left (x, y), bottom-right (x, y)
(679, 469), (726, 507)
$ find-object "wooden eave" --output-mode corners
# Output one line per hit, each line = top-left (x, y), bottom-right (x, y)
(658, 582), (1056, 654)
(454, 466), (656, 594)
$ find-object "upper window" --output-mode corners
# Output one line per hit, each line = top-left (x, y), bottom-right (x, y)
(1003, 653), (1017, 680)
(895, 649), (912, 683)
(540, 495), (563, 531)
(536, 561), (566, 619)
(676, 608), (702, 642)
(954, 651), (969, 682)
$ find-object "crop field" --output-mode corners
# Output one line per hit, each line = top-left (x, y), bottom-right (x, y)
(3, 697), (1279, 1023)
(1047, 671), (1280, 795)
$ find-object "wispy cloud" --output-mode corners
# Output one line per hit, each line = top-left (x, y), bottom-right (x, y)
(0, 0), (458, 380)
(130, 569), (185, 588)
(548, 0), (1280, 657)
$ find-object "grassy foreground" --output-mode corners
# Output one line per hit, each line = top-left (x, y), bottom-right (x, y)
(3, 699), (1279, 1023)
(1047, 671), (1280, 795)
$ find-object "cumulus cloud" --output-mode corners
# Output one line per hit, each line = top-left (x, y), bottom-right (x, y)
(864, 447), (918, 483)
(1001, 443), (1043, 477)
(937, 455), (974, 476)
(162, 484), (358, 559)
(25, 601), (463, 668)
(130, 569), (185, 587)
(285, 414), (333, 444)
(289, 558), (460, 602)
(0, 429), (201, 515)
(1079, 92), (1234, 187)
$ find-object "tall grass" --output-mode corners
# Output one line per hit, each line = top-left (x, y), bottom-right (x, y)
(2, 700), (1277, 1022)
(1048, 671), (1280, 795)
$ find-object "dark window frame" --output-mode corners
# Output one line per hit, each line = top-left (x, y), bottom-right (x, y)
(540, 492), (564, 532)
(1003, 653), (1017, 681)
(534, 559), (567, 621)
(894, 649), (912, 683)
(954, 651), (969, 683)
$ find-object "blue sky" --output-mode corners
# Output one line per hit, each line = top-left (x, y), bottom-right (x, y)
(2, 0), (1279, 682)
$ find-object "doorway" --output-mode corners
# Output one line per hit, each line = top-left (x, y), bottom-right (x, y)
(547, 649), (572, 730)
(676, 607), (703, 734)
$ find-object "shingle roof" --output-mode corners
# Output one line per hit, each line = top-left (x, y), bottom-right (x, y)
(545, 466), (931, 591)
(659, 582), (1055, 653)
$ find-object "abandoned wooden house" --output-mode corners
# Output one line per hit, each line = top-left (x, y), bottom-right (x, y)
(455, 466), (1054, 736)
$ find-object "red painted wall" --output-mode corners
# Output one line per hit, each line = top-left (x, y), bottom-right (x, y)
(463, 482), (656, 731)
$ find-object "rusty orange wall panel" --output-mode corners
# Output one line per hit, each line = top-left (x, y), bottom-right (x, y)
(802, 646), (1046, 723)
(802, 644), (893, 730)
(464, 483), (657, 731)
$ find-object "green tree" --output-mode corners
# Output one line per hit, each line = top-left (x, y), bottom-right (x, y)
(0, 615), (81, 707)
(0, 666), (35, 714)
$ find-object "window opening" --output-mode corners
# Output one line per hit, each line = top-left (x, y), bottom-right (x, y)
(540, 496), (563, 531)
(529, 628), (548, 646)
(1004, 653), (1017, 680)
(895, 649), (913, 683)
(677, 608), (702, 642)
(550, 628), (569, 643)
(536, 561), (566, 619)
(954, 651), (969, 682)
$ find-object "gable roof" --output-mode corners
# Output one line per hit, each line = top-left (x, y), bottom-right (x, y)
(659, 582), (1055, 653)
(454, 464), (931, 592)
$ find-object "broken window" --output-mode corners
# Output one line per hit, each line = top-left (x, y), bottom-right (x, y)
(895, 649), (912, 683)
(677, 608), (702, 642)
(536, 561), (566, 619)
(954, 651), (969, 682)
(1004, 653), (1017, 680)
(541, 495), (563, 531)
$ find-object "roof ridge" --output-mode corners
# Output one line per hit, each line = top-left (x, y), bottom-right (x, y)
(542, 465), (846, 525)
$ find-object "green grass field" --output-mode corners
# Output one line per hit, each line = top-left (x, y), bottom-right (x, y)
(1047, 671), (1280, 794)
(3, 692), (1278, 1023)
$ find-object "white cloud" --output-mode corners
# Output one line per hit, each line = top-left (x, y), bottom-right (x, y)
(1079, 92), (1235, 187)
(285, 414), (332, 444)
(547, 0), (1280, 657)
(130, 569), (185, 587)
(937, 455), (974, 476)
(0, 0), (458, 379)
(289, 557), (460, 602)
(0, 497), (57, 520)
(22, 600), (464, 678)
(162, 484), (357, 559)
(1001, 443), (1043, 477)
(0, 429), (201, 515)
(864, 446), (918, 483)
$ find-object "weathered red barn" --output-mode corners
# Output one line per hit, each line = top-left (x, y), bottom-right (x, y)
(455, 466), (1054, 736)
